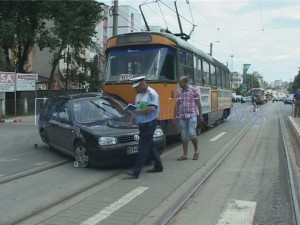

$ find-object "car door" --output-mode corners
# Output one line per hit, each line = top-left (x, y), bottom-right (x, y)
(46, 99), (61, 147)
(54, 101), (77, 155)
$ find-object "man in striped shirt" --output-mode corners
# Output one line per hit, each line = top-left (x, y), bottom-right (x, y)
(173, 76), (203, 160)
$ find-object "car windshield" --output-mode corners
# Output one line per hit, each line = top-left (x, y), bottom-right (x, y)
(72, 97), (127, 123)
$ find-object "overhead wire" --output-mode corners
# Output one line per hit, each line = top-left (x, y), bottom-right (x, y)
(157, 1), (169, 31)
(107, 0), (299, 79)
(258, 0), (276, 77)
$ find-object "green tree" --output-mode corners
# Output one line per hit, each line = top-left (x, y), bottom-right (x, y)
(88, 55), (100, 92)
(0, 1), (104, 95)
(36, 1), (103, 94)
(291, 70), (300, 93)
(0, 1), (48, 72)
(244, 74), (260, 94)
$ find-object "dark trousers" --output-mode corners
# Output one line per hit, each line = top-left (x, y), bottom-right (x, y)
(294, 100), (300, 117)
(132, 119), (163, 176)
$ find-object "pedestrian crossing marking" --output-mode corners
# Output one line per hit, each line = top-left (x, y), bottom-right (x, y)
(80, 186), (148, 225)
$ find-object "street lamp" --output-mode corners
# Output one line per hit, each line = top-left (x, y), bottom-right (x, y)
(209, 41), (220, 56)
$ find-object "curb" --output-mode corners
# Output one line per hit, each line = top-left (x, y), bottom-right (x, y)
(288, 116), (300, 145)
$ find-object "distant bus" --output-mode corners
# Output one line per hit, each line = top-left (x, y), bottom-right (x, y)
(251, 88), (265, 105)
(103, 31), (232, 136)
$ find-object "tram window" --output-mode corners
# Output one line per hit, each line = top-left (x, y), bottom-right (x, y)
(186, 52), (193, 67)
(159, 54), (175, 81)
(185, 67), (194, 83)
(226, 73), (230, 89)
(210, 65), (216, 86)
(179, 50), (186, 64)
(179, 49), (194, 83)
(203, 61), (209, 85)
(221, 70), (226, 88)
(128, 61), (142, 74)
(194, 57), (203, 85)
(216, 67), (221, 88)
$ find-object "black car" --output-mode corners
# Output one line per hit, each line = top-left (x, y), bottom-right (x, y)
(38, 92), (166, 167)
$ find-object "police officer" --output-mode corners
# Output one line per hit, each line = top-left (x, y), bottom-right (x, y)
(124, 76), (163, 179)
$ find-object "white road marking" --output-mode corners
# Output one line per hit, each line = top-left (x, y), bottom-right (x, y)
(216, 199), (257, 225)
(209, 132), (226, 142)
(34, 161), (50, 166)
(0, 158), (18, 163)
(80, 186), (148, 225)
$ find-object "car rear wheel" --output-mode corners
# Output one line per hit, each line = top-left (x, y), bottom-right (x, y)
(74, 142), (90, 168)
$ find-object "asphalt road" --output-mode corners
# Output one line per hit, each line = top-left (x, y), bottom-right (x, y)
(0, 101), (299, 225)
(169, 101), (296, 225)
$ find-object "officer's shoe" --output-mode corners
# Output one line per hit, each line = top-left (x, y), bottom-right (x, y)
(124, 170), (139, 179)
(146, 168), (163, 173)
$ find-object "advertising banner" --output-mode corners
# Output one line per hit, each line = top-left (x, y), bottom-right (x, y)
(0, 72), (15, 92)
(0, 72), (37, 92)
(16, 73), (37, 91)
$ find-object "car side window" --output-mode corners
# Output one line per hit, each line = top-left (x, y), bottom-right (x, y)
(49, 100), (70, 123)
(58, 102), (71, 123)
(50, 101), (61, 120)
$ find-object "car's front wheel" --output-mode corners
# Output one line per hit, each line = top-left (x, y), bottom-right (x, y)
(74, 142), (90, 168)
(40, 129), (51, 149)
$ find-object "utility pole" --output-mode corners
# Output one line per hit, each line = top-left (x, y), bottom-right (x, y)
(209, 43), (213, 56)
(113, 0), (118, 36)
(209, 41), (220, 56)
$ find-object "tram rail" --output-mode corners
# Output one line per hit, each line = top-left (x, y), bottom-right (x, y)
(141, 103), (300, 225)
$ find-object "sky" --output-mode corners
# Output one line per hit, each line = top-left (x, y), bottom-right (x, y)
(100, 0), (300, 83)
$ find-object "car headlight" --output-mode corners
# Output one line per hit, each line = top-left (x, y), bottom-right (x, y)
(98, 137), (117, 146)
(153, 127), (164, 138)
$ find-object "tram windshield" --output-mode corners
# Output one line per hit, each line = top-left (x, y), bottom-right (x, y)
(105, 46), (176, 82)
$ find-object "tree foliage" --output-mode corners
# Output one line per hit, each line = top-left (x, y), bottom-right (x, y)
(243, 74), (260, 94)
(0, 1), (48, 72)
(291, 70), (300, 93)
(0, 0), (104, 95)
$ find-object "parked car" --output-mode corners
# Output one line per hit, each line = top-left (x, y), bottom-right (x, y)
(284, 94), (294, 104)
(241, 96), (252, 103)
(38, 92), (166, 167)
(235, 95), (242, 102)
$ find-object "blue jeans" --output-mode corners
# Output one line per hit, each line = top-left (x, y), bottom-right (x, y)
(179, 116), (197, 141)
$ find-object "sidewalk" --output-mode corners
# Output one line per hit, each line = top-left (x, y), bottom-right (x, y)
(288, 116), (300, 145)
(0, 115), (36, 124)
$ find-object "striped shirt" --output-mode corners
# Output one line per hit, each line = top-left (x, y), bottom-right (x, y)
(176, 86), (200, 119)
